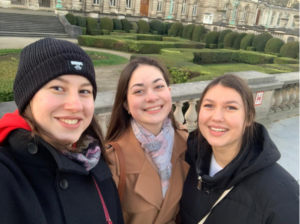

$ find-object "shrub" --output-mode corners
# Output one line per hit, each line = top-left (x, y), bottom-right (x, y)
(112, 30), (125, 33)
(65, 13), (77, 25)
(153, 31), (158, 35)
(112, 18), (122, 30)
(81, 27), (86, 35)
(162, 22), (169, 35)
(187, 24), (196, 40)
(86, 17), (98, 35)
(169, 67), (189, 83)
(102, 30), (109, 35)
(150, 19), (163, 35)
(240, 34), (255, 50)
(193, 50), (233, 64)
(121, 19), (131, 33)
(218, 29), (232, 44)
(137, 20), (150, 34)
(231, 51), (275, 64)
(168, 22), (183, 37)
(76, 16), (86, 28)
(210, 44), (217, 49)
(100, 17), (113, 32)
(223, 32), (239, 48)
(91, 29), (102, 35)
(130, 30), (137, 33)
(130, 22), (138, 32)
(218, 43), (224, 48)
(274, 57), (299, 64)
(247, 46), (255, 51)
(178, 26), (184, 37)
(192, 25), (206, 42)
(252, 32), (273, 52)
(167, 23), (173, 33)
(200, 33), (207, 42)
(136, 34), (162, 41)
(264, 38), (284, 54)
(182, 25), (192, 39)
(233, 33), (247, 50)
(204, 31), (219, 45)
(280, 41), (299, 59)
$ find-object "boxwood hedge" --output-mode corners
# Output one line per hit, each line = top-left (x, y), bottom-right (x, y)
(113, 18), (122, 30)
(280, 41), (299, 59)
(264, 38), (284, 54)
(65, 13), (77, 25)
(274, 57), (299, 64)
(121, 19), (131, 33)
(233, 33), (247, 50)
(192, 25), (206, 42)
(76, 16), (86, 28)
(150, 19), (163, 35)
(168, 22), (183, 37)
(100, 17), (113, 32)
(240, 34), (255, 50)
(86, 17), (98, 35)
(223, 32), (239, 48)
(137, 20), (149, 34)
(252, 32), (273, 52)
(218, 29), (232, 44)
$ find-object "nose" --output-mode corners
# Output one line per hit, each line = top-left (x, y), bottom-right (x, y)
(145, 89), (159, 102)
(212, 108), (224, 122)
(64, 92), (83, 112)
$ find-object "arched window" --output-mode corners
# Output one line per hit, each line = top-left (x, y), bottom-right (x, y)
(126, 0), (131, 8)
(171, 1), (176, 13)
(182, 0), (187, 14)
(270, 11), (275, 25)
(157, 0), (163, 12)
(192, 1), (197, 16)
(110, 0), (116, 6)
(233, 6), (237, 20)
(242, 6), (249, 21)
(276, 12), (282, 26)
(223, 4), (228, 19)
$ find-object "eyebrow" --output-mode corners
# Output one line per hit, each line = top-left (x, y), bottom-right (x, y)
(203, 99), (241, 106)
(130, 78), (164, 90)
(55, 77), (92, 87)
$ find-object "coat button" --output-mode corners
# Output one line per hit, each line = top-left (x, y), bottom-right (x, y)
(27, 143), (38, 154)
(60, 179), (68, 190)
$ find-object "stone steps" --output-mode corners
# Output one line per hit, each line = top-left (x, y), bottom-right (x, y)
(0, 11), (70, 38)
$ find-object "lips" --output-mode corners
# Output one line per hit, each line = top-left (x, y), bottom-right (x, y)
(144, 106), (162, 112)
(209, 127), (227, 132)
(59, 118), (79, 125)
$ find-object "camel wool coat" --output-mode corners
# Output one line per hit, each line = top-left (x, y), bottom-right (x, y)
(107, 125), (190, 224)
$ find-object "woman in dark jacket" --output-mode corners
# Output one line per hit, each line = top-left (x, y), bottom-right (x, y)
(180, 74), (299, 224)
(0, 38), (123, 224)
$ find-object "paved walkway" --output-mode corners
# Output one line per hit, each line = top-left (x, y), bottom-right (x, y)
(0, 37), (131, 92)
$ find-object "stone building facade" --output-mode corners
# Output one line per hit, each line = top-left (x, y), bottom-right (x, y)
(1, 0), (298, 29)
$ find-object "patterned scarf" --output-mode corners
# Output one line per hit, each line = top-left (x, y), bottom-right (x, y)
(131, 118), (174, 198)
(63, 135), (101, 171)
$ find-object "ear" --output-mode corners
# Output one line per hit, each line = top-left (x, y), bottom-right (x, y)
(123, 101), (129, 111)
(245, 113), (253, 127)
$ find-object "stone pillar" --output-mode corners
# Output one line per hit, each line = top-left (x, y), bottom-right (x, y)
(28, 0), (39, 9)
(150, 0), (158, 18)
(280, 18), (288, 28)
(119, 0), (126, 15)
(86, 0), (93, 11)
(187, 1), (193, 22)
(133, 0), (140, 16)
(293, 15), (299, 30)
(0, 0), (11, 8)
(102, 0), (110, 13)
(163, 0), (171, 19)
(175, 0), (182, 21)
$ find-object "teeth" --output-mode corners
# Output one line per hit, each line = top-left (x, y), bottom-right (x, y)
(210, 127), (226, 132)
(145, 106), (161, 111)
(59, 119), (79, 125)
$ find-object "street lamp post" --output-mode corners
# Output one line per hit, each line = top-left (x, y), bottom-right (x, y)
(167, 0), (174, 19)
(56, 0), (63, 9)
(230, 0), (240, 25)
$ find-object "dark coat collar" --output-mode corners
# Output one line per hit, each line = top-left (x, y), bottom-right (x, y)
(5, 129), (111, 182)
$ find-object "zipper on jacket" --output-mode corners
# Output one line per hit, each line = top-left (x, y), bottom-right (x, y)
(197, 176), (202, 190)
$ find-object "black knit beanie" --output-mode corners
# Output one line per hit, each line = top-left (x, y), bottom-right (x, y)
(13, 38), (97, 114)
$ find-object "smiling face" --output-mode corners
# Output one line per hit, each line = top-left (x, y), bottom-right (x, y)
(198, 84), (247, 153)
(30, 75), (94, 145)
(125, 64), (172, 135)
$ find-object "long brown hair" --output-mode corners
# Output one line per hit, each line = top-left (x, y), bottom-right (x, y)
(105, 57), (177, 143)
(22, 105), (109, 162)
(195, 74), (258, 149)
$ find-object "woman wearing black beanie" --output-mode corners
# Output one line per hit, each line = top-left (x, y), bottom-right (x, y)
(0, 38), (124, 224)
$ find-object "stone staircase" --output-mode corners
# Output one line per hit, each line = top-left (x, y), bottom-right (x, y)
(0, 11), (71, 38)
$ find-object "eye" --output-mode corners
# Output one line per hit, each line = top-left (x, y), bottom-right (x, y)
(80, 89), (92, 94)
(203, 104), (213, 108)
(133, 89), (144, 94)
(51, 86), (64, 92)
(155, 84), (165, 89)
(226, 106), (237, 110)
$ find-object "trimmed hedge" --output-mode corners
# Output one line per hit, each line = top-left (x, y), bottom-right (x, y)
(150, 19), (163, 35)
(82, 27), (86, 35)
(240, 34), (255, 50)
(193, 50), (234, 64)
(210, 44), (217, 49)
(113, 18), (122, 30)
(247, 46), (256, 51)
(218, 29), (232, 44)
(100, 17), (113, 32)
(182, 25), (193, 39)
(102, 30), (109, 35)
(231, 51), (275, 64)
(274, 57), (299, 64)
(162, 22), (169, 35)
(280, 41), (299, 59)
(178, 26), (184, 37)
(168, 22), (183, 37)
(112, 30), (126, 33)
(78, 35), (205, 54)
(192, 25), (206, 42)
(252, 32), (273, 52)
(130, 30), (137, 33)
(200, 33), (207, 42)
(137, 20), (150, 34)
(187, 24), (196, 40)
(204, 31), (219, 46)
(136, 34), (162, 41)
(121, 19), (131, 33)
(91, 29), (102, 35)
(86, 17), (98, 35)
(65, 13), (77, 25)
(264, 38), (284, 54)
(223, 32), (239, 48)
(130, 22), (138, 32)
(218, 43), (224, 48)
(233, 33), (247, 50)
(76, 16), (86, 28)
(153, 31), (158, 35)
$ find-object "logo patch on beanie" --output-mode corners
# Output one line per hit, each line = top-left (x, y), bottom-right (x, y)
(68, 61), (86, 72)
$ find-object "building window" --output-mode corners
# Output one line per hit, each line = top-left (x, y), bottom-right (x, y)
(192, 2), (197, 16)
(93, 0), (100, 4)
(276, 12), (282, 26)
(242, 7), (248, 21)
(182, 0), (186, 14)
(233, 6), (237, 20)
(157, 0), (163, 12)
(171, 1), (175, 13)
(223, 4), (228, 19)
(126, 0), (131, 8)
(110, 0), (116, 7)
(203, 13), (213, 24)
(270, 12), (275, 25)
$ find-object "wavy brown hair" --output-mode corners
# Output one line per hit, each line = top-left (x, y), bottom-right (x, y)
(105, 57), (177, 143)
(22, 105), (108, 162)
